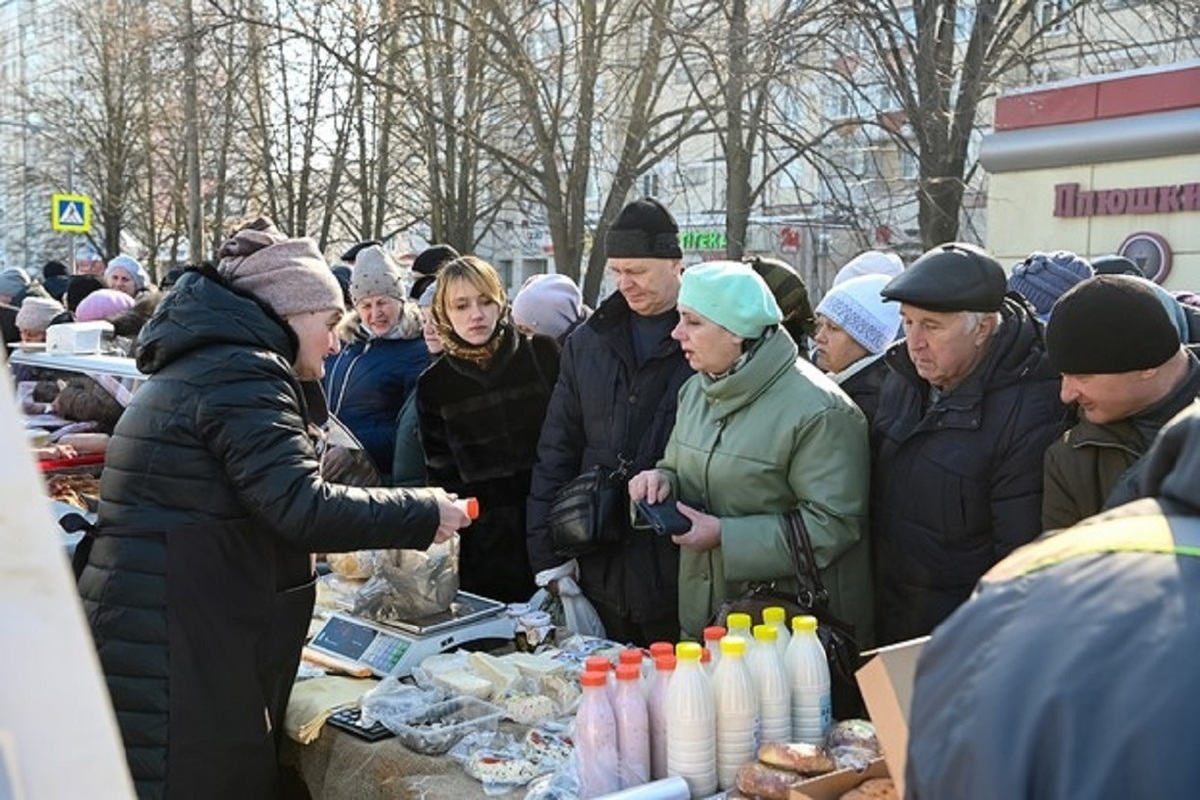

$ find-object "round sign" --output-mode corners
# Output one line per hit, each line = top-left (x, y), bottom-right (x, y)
(1117, 231), (1172, 283)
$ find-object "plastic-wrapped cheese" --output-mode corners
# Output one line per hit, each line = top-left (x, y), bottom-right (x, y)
(505, 652), (564, 679)
(432, 668), (494, 700)
(468, 652), (521, 694)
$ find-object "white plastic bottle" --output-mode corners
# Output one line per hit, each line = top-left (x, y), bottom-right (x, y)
(747, 624), (792, 746)
(619, 648), (651, 699)
(762, 606), (791, 659)
(710, 636), (760, 791)
(585, 655), (618, 707)
(725, 613), (755, 655)
(613, 663), (651, 788)
(702, 626), (725, 674)
(647, 653), (675, 781)
(784, 615), (831, 744)
(576, 670), (620, 798)
(666, 642), (717, 797)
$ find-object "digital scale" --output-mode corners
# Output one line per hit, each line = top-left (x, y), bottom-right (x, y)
(307, 591), (515, 678)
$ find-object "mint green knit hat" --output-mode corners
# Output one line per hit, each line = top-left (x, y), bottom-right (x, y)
(678, 260), (782, 338)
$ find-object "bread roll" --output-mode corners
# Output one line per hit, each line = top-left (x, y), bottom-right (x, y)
(757, 741), (836, 775)
(839, 777), (898, 800)
(735, 761), (800, 800)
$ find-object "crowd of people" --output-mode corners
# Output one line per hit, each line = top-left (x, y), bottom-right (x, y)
(9, 199), (1200, 798)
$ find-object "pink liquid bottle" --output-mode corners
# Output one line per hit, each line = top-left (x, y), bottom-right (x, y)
(614, 663), (651, 788)
(575, 671), (620, 798)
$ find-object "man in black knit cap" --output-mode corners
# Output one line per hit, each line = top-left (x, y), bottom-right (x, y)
(1042, 275), (1200, 530)
(527, 198), (693, 645)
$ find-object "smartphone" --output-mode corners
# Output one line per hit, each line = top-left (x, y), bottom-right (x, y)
(635, 499), (692, 536)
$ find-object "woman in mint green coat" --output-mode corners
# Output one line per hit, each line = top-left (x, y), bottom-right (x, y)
(629, 261), (874, 645)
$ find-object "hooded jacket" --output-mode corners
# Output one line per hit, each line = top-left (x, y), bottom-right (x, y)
(871, 295), (1065, 644)
(907, 406), (1200, 800)
(527, 291), (693, 625)
(658, 328), (874, 642)
(78, 269), (441, 800)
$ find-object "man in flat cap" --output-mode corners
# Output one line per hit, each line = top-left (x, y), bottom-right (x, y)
(870, 242), (1066, 644)
(528, 198), (693, 645)
(1041, 275), (1200, 530)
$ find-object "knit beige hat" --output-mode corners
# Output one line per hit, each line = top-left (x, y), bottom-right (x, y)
(216, 218), (342, 318)
(16, 296), (65, 332)
(349, 245), (405, 304)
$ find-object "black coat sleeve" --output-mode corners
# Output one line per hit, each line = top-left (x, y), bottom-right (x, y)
(197, 353), (439, 553)
(526, 333), (585, 573)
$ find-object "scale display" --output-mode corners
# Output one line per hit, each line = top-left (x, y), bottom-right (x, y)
(307, 591), (514, 678)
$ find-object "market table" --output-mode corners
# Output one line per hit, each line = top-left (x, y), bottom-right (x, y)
(281, 722), (495, 800)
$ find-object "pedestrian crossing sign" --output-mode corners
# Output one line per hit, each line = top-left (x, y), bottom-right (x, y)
(51, 193), (92, 233)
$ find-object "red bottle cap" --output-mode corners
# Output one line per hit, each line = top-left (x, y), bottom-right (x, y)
(584, 656), (611, 673)
(616, 664), (641, 681)
(655, 654), (677, 671)
(649, 641), (674, 658)
(618, 649), (644, 665)
(462, 497), (479, 519)
(580, 671), (607, 687)
(703, 625), (727, 642)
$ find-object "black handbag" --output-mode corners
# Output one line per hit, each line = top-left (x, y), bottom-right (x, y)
(546, 461), (631, 557)
(546, 372), (669, 558)
(712, 510), (866, 720)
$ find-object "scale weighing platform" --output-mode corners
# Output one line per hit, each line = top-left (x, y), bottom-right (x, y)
(308, 591), (515, 677)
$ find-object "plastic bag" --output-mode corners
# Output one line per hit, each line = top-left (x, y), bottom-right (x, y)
(353, 535), (459, 621)
(358, 676), (445, 728)
(533, 562), (606, 639)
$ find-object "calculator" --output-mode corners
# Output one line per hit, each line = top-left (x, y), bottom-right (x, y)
(326, 707), (395, 742)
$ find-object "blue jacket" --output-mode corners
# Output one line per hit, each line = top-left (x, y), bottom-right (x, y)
(323, 328), (428, 476)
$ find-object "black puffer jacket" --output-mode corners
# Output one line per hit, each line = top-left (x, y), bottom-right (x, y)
(77, 269), (441, 800)
(871, 295), (1066, 644)
(527, 292), (693, 623)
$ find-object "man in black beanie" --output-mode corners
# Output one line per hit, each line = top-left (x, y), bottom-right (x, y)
(409, 243), (460, 300)
(528, 197), (692, 645)
(1042, 275), (1200, 530)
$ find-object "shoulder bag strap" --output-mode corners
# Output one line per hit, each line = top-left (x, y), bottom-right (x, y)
(614, 371), (671, 479)
(785, 509), (830, 608)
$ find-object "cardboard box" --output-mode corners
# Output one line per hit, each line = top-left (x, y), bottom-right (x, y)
(790, 636), (928, 800)
(46, 321), (113, 355)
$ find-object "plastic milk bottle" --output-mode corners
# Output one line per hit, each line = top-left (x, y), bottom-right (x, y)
(711, 636), (760, 790)
(785, 615), (832, 744)
(748, 624), (792, 745)
(762, 605), (791, 659)
(647, 653), (675, 781)
(666, 642), (717, 796)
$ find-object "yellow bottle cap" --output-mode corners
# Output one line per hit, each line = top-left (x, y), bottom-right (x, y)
(720, 636), (747, 656)
(726, 612), (753, 630)
(753, 624), (778, 642)
(792, 615), (817, 633)
(762, 606), (787, 625)
(676, 641), (703, 661)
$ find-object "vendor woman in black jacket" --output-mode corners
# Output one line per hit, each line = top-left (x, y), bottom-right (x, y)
(417, 255), (560, 603)
(76, 218), (471, 800)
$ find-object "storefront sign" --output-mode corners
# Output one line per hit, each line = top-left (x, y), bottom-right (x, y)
(1054, 182), (1200, 218)
(1117, 231), (1172, 283)
(680, 230), (727, 251)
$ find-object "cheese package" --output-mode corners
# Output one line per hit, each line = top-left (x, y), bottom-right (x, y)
(431, 668), (493, 700)
(468, 651), (521, 695)
(505, 651), (564, 679)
